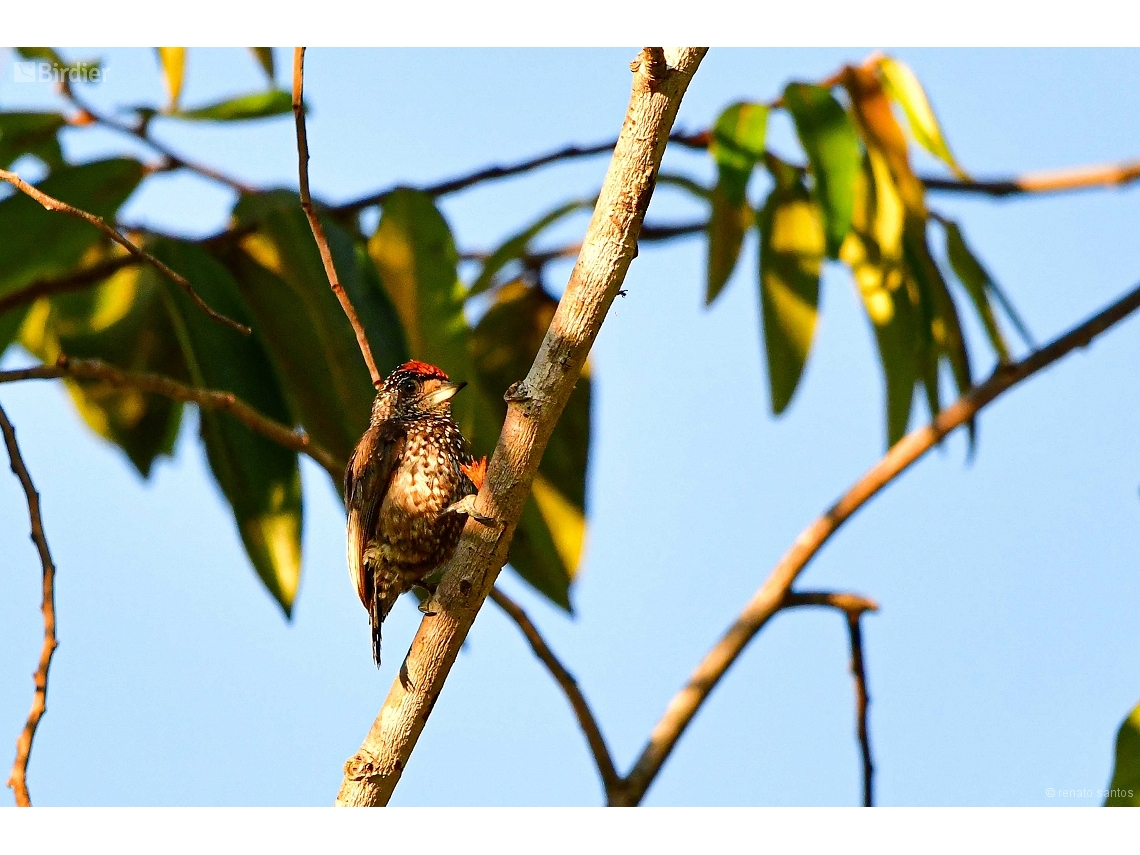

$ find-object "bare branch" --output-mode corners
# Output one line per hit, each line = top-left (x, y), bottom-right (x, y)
(0, 255), (137, 317)
(488, 587), (621, 801)
(334, 47), (709, 808)
(65, 94), (258, 196)
(292, 47), (382, 388)
(781, 590), (876, 807)
(614, 277), (1140, 806)
(923, 160), (1140, 198)
(0, 402), (58, 808)
(0, 168), (250, 336)
(0, 356), (340, 481)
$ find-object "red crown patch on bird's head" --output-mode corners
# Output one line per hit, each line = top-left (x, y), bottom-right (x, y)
(396, 360), (450, 381)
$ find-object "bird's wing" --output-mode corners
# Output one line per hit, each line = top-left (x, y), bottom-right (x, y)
(345, 424), (405, 610)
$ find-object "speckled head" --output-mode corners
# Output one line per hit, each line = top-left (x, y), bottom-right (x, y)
(372, 361), (466, 424)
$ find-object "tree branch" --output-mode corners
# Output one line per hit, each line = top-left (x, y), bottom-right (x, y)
(0, 255), (137, 317)
(0, 402), (58, 808)
(0, 168), (250, 337)
(488, 587), (620, 801)
(292, 47), (382, 388)
(0, 356), (340, 481)
(333, 47), (708, 808)
(782, 590), (876, 807)
(614, 276), (1140, 806)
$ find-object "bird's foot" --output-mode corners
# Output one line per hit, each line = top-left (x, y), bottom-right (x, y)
(446, 494), (498, 527)
(415, 584), (438, 616)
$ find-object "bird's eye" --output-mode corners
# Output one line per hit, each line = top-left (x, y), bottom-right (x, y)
(400, 377), (418, 395)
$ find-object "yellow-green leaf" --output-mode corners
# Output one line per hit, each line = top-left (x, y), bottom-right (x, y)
(877, 55), (969, 181)
(783, 83), (861, 258)
(709, 102), (769, 177)
(250, 48), (275, 83)
(758, 176), (825, 414)
(174, 90), (292, 122)
(156, 47), (186, 112)
(705, 178), (752, 305)
(1106, 702), (1140, 806)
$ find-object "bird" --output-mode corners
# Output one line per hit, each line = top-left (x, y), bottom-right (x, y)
(344, 360), (489, 667)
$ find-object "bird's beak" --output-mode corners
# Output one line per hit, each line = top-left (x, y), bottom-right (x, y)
(423, 380), (466, 408)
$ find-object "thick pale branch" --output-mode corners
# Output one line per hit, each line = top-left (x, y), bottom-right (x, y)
(292, 47), (382, 388)
(614, 278), (1140, 806)
(488, 587), (620, 801)
(333, 47), (708, 808)
(0, 356), (340, 481)
(0, 168), (249, 336)
(0, 402), (58, 808)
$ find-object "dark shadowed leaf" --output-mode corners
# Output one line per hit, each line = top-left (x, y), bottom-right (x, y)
(757, 173), (825, 414)
(0, 112), (65, 170)
(943, 219), (1031, 360)
(0, 305), (29, 362)
(151, 239), (302, 616)
(468, 199), (591, 297)
(470, 281), (588, 609)
(783, 83), (861, 258)
(20, 261), (188, 477)
(877, 56), (969, 181)
(156, 47), (186, 111)
(228, 194), (407, 468)
(250, 48), (275, 82)
(368, 188), (474, 435)
(0, 159), (145, 298)
(1106, 702), (1140, 806)
(174, 90), (292, 122)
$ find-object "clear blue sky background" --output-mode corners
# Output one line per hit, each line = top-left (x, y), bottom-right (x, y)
(2, 48), (1139, 807)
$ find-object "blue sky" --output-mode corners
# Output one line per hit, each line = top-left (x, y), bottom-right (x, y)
(1, 48), (1139, 806)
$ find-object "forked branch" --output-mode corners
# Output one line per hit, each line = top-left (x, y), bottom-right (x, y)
(612, 277), (1140, 806)
(0, 168), (249, 336)
(1, 402), (58, 808)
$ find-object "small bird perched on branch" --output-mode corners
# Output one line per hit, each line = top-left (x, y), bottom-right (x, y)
(345, 360), (489, 667)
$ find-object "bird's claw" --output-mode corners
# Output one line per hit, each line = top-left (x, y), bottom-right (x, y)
(446, 494), (498, 527)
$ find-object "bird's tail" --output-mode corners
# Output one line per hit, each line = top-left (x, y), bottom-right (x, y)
(370, 590), (383, 668)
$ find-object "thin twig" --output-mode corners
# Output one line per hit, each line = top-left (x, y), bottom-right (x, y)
(614, 277), (1140, 806)
(923, 160), (1140, 198)
(0, 255), (137, 317)
(0, 168), (250, 336)
(0, 356), (340, 481)
(488, 587), (621, 801)
(781, 590), (876, 807)
(0, 402), (58, 808)
(292, 47), (382, 388)
(65, 93), (257, 196)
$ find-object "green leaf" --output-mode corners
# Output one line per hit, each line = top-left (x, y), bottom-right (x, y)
(757, 175), (825, 414)
(783, 83), (861, 258)
(470, 281), (588, 608)
(228, 194), (407, 468)
(943, 220), (1033, 359)
(0, 158), (146, 299)
(174, 90), (292, 122)
(368, 188), (474, 436)
(0, 305), (29, 361)
(0, 112), (66, 170)
(20, 261), (188, 477)
(156, 47), (187, 111)
(17, 47), (65, 65)
(705, 176), (751, 305)
(250, 48), (275, 82)
(151, 239), (302, 616)
(709, 102), (769, 176)
(1106, 701), (1140, 806)
(468, 199), (591, 297)
(877, 56), (969, 181)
